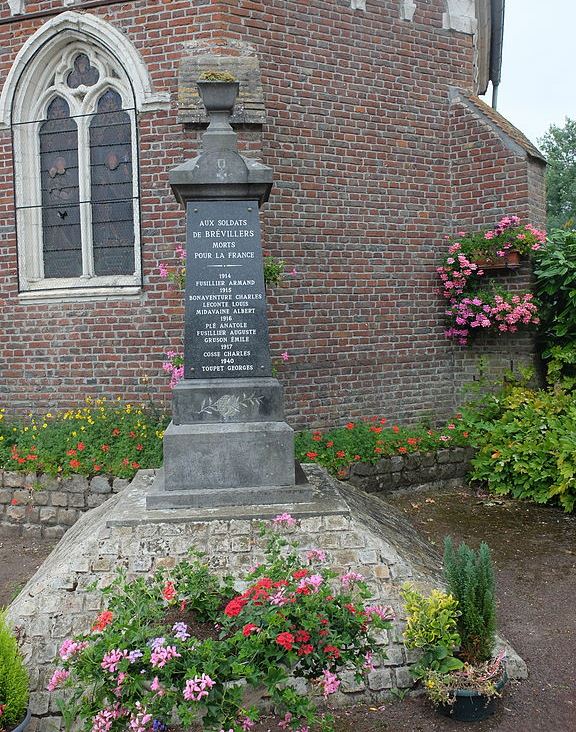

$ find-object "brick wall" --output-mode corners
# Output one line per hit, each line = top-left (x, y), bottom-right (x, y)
(0, 0), (545, 429)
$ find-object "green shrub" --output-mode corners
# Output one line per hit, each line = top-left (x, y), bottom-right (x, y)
(534, 229), (576, 384)
(0, 612), (29, 728)
(443, 538), (496, 666)
(464, 385), (576, 512)
(401, 585), (463, 679)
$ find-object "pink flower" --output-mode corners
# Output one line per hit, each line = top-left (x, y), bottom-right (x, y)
(272, 513), (297, 527)
(365, 604), (395, 622)
(281, 351), (289, 362)
(320, 669), (341, 698)
(340, 571), (364, 587)
(278, 713), (293, 729)
(363, 651), (376, 671)
(305, 548), (327, 563)
(183, 673), (216, 701)
(47, 668), (70, 691)
(298, 574), (324, 592)
(101, 649), (128, 673)
(58, 639), (88, 661)
(128, 703), (152, 732)
(150, 644), (181, 668)
(158, 263), (168, 278)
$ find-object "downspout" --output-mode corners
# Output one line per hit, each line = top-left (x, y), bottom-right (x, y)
(490, 0), (505, 109)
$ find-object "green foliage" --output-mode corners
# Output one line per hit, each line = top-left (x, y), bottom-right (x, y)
(53, 521), (392, 732)
(401, 585), (463, 679)
(0, 612), (29, 729)
(539, 118), (576, 229)
(533, 229), (576, 383)
(0, 401), (168, 480)
(442, 538), (496, 666)
(463, 385), (576, 512)
(263, 256), (286, 287)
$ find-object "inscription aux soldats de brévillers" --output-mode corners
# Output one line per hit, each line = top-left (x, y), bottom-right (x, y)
(184, 200), (273, 379)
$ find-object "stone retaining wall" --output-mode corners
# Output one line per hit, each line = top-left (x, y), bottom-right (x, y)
(345, 447), (475, 495)
(0, 449), (476, 539)
(0, 471), (131, 539)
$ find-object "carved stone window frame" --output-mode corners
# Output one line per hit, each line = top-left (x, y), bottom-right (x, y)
(0, 11), (170, 302)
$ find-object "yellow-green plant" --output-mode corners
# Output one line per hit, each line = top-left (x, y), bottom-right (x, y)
(0, 613), (29, 729)
(199, 70), (237, 82)
(401, 585), (463, 680)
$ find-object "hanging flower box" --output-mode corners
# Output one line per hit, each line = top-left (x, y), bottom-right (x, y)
(472, 250), (521, 270)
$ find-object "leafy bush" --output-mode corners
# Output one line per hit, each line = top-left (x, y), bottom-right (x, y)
(0, 612), (29, 729)
(0, 400), (168, 480)
(442, 538), (496, 666)
(533, 229), (576, 383)
(401, 585), (463, 679)
(464, 385), (576, 512)
(51, 516), (393, 732)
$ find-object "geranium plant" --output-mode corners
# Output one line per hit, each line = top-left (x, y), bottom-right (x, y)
(50, 516), (393, 732)
(438, 215), (545, 345)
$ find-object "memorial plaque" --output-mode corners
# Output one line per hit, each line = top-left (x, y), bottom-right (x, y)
(184, 200), (272, 379)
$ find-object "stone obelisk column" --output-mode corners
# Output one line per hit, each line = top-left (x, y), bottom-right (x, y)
(146, 79), (311, 509)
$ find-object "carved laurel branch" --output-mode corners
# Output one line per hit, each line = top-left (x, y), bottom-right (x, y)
(196, 393), (263, 418)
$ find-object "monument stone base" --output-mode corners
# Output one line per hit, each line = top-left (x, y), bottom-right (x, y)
(146, 377), (313, 509)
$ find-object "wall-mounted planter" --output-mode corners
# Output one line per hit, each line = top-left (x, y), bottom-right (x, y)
(472, 250), (521, 270)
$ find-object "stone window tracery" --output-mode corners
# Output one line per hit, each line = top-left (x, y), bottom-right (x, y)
(12, 42), (140, 297)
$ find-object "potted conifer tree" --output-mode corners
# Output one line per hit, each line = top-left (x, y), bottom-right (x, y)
(0, 613), (30, 732)
(403, 538), (507, 723)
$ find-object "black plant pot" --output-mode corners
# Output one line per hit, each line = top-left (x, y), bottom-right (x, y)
(8, 707), (31, 732)
(437, 674), (507, 723)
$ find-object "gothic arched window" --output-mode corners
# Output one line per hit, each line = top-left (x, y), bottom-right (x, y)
(12, 44), (140, 297)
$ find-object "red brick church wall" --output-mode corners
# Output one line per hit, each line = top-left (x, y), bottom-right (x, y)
(0, 0), (545, 428)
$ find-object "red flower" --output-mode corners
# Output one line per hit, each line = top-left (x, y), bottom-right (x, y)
(295, 630), (311, 643)
(296, 586), (311, 595)
(112, 428), (121, 437)
(179, 600), (187, 612)
(93, 465), (101, 472)
(76, 442), (85, 451)
(16, 458), (26, 464)
(224, 597), (247, 618)
(92, 610), (113, 632)
(336, 450), (346, 458)
(242, 623), (259, 637)
(292, 569), (308, 580)
(370, 426), (382, 434)
(69, 459), (81, 469)
(354, 455), (361, 461)
(162, 581), (177, 602)
(345, 422), (355, 430)
(129, 431), (136, 438)
(101, 444), (110, 453)
(380, 418), (387, 425)
(131, 462), (140, 469)
(312, 433), (322, 442)
(392, 425), (400, 433)
(10, 498), (19, 506)
(397, 447), (408, 454)
(66, 449), (77, 456)
(463, 431), (469, 438)
(297, 644), (314, 656)
(374, 447), (382, 454)
(136, 444), (143, 451)
(305, 452), (318, 460)
(276, 632), (295, 651)
(319, 618), (329, 625)
(324, 645), (341, 659)
(326, 441), (334, 448)
(26, 454), (37, 461)
(122, 458), (130, 466)
(319, 629), (328, 637)
(344, 603), (356, 613)
(407, 438), (418, 446)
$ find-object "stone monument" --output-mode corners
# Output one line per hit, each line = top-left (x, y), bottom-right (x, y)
(146, 78), (312, 509)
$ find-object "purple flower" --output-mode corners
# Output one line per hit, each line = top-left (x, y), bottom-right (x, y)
(172, 622), (190, 641)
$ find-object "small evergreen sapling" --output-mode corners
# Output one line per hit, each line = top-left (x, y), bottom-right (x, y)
(0, 612), (29, 729)
(443, 538), (496, 665)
